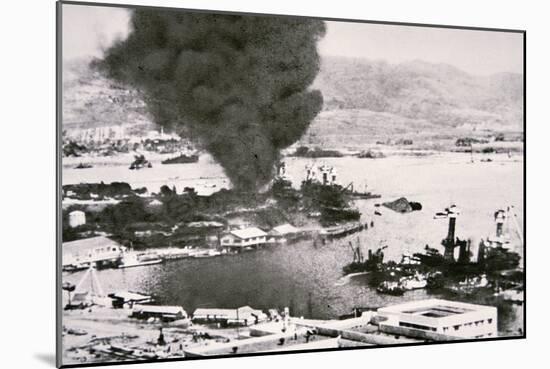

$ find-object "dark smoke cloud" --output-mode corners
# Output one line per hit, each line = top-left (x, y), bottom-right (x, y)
(98, 9), (326, 191)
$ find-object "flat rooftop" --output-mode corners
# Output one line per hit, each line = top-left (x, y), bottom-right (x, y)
(378, 299), (495, 317)
(402, 305), (473, 318)
(63, 236), (121, 256)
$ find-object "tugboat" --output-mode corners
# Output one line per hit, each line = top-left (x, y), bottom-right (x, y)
(161, 152), (199, 164)
(129, 154), (152, 170)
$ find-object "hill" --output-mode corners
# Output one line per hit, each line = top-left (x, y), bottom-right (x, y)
(312, 56), (523, 129)
(62, 58), (155, 134)
(62, 57), (523, 147)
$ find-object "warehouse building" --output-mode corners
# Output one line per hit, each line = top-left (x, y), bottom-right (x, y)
(377, 299), (497, 339)
(220, 227), (267, 249)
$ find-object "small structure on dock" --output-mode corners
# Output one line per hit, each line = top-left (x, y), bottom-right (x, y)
(192, 306), (267, 326)
(108, 291), (154, 309)
(377, 299), (497, 339)
(131, 304), (187, 322)
(320, 222), (366, 240)
(268, 223), (300, 243)
(220, 227), (267, 249)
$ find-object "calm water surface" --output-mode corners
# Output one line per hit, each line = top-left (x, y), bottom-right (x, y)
(63, 152), (524, 334)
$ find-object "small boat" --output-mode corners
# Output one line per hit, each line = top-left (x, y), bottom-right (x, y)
(376, 281), (405, 296)
(75, 163), (93, 169)
(62, 282), (76, 294)
(433, 212), (448, 219)
(192, 249), (222, 258)
(129, 154), (152, 170)
(66, 328), (88, 336)
(401, 275), (428, 290)
(159, 247), (194, 260)
(351, 192), (381, 200)
(110, 344), (135, 355)
(448, 275), (490, 295)
(119, 252), (162, 268)
(357, 150), (385, 159)
(62, 263), (91, 273)
(497, 287), (524, 304)
(161, 153), (199, 164)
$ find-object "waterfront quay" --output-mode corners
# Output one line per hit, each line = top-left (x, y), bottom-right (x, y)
(63, 294), (498, 364)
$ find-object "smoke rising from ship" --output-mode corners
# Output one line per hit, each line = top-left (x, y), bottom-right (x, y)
(98, 9), (326, 191)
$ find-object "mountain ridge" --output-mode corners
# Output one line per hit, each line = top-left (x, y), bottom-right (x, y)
(312, 56), (523, 129)
(62, 56), (523, 138)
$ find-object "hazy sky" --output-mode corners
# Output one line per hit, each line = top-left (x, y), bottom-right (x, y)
(62, 4), (523, 76)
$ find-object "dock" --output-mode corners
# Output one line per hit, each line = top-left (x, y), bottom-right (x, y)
(320, 222), (367, 240)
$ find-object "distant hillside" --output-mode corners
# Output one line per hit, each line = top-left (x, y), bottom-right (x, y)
(62, 59), (155, 134)
(312, 56), (523, 129)
(62, 57), (523, 145)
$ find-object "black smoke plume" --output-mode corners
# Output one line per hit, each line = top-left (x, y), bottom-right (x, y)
(98, 9), (326, 191)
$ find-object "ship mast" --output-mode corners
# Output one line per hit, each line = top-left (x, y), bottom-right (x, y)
(508, 205), (524, 247)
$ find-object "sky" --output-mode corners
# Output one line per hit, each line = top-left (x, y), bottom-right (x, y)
(62, 4), (523, 76)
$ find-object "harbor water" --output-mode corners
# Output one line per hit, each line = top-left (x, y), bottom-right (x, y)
(63, 152), (524, 335)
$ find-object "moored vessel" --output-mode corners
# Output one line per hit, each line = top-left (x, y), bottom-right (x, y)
(118, 251), (163, 268)
(161, 152), (199, 164)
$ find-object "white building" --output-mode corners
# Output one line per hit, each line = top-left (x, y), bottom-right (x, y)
(220, 227), (267, 249)
(68, 210), (86, 228)
(267, 223), (300, 243)
(377, 299), (497, 339)
(192, 306), (267, 326)
(131, 304), (187, 322)
(62, 236), (124, 270)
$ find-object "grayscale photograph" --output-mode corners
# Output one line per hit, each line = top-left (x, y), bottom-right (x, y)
(58, 1), (525, 366)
